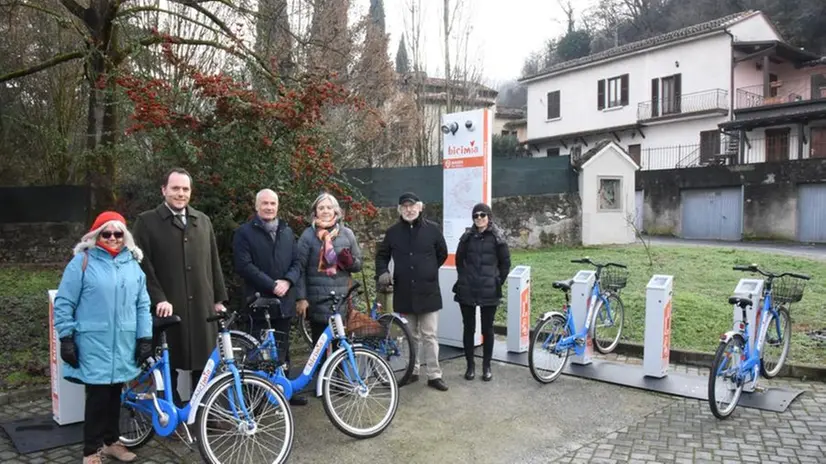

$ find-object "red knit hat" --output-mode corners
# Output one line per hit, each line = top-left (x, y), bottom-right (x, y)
(90, 211), (127, 232)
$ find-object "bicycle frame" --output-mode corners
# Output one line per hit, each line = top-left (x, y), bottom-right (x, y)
(719, 289), (779, 386)
(541, 280), (612, 356)
(122, 317), (259, 440)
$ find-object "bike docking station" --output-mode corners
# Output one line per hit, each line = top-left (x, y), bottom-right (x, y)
(506, 265), (531, 354)
(485, 270), (804, 414)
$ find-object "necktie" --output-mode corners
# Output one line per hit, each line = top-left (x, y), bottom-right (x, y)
(173, 213), (186, 229)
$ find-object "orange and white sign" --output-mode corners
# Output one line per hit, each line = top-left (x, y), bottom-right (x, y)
(437, 108), (492, 349)
(441, 108), (492, 268)
(49, 289), (85, 425)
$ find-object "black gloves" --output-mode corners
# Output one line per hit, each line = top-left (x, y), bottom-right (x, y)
(60, 336), (79, 369)
(135, 338), (153, 366)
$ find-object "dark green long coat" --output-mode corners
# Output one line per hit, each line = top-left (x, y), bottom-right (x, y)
(132, 203), (228, 370)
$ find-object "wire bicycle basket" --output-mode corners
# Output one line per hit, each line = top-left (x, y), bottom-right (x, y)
(600, 266), (629, 291)
(772, 275), (807, 304)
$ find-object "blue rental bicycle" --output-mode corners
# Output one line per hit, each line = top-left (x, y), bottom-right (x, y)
(118, 312), (295, 464)
(528, 257), (627, 384)
(708, 264), (809, 419)
(228, 281), (400, 439)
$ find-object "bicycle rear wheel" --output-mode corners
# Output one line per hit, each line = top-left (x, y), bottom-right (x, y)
(708, 335), (745, 420)
(321, 346), (399, 439)
(528, 314), (570, 384)
(196, 374), (294, 464)
(760, 306), (791, 379)
(591, 292), (624, 354)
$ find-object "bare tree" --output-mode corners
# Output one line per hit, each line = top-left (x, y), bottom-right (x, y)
(0, 0), (281, 217)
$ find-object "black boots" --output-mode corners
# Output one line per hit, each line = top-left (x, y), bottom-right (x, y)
(482, 364), (492, 382)
(464, 361), (475, 380)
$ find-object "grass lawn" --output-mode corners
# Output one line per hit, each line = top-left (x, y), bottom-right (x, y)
(497, 244), (826, 366)
(0, 266), (63, 391)
(2, 242), (824, 392)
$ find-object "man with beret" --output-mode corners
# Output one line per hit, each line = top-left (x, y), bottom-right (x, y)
(375, 192), (449, 391)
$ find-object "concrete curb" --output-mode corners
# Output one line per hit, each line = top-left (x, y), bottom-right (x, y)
(492, 324), (826, 382)
(0, 385), (50, 407)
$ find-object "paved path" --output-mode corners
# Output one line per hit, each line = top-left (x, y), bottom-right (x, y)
(1, 352), (824, 463)
(646, 237), (826, 262)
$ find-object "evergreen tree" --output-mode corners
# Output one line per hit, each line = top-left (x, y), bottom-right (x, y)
(396, 35), (410, 74)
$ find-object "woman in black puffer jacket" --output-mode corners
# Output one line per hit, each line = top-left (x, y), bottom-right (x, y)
(453, 203), (511, 382)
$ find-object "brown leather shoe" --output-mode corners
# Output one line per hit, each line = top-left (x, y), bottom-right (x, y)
(101, 441), (137, 462)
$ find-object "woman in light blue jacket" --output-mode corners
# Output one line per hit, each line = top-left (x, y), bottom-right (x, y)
(53, 211), (153, 464)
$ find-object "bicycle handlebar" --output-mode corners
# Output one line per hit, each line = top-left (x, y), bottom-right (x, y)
(571, 257), (627, 269)
(317, 281), (363, 313)
(733, 264), (811, 280)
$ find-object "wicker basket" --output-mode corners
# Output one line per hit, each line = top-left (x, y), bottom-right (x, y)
(346, 307), (385, 337)
(601, 266), (629, 291)
(773, 275), (807, 304)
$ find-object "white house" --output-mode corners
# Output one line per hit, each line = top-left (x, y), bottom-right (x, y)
(518, 10), (795, 170)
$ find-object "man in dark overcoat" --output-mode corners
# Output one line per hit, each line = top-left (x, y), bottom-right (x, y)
(375, 192), (449, 391)
(132, 167), (228, 406)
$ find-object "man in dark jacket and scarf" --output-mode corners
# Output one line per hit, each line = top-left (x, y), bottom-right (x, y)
(232, 188), (307, 405)
(375, 192), (449, 391)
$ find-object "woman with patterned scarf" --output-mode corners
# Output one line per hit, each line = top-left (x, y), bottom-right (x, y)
(295, 192), (363, 344)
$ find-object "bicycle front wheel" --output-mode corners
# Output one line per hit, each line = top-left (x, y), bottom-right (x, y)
(528, 314), (570, 384)
(196, 374), (294, 464)
(760, 306), (791, 379)
(708, 335), (745, 420)
(591, 291), (624, 354)
(321, 346), (399, 439)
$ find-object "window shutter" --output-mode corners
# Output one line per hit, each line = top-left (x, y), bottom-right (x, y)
(673, 73), (682, 113)
(620, 74), (629, 106)
(651, 78), (659, 118)
(547, 91), (560, 119)
(597, 79), (605, 110)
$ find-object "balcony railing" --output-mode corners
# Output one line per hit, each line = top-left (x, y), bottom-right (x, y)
(640, 133), (826, 170)
(735, 74), (826, 110)
(637, 89), (728, 121)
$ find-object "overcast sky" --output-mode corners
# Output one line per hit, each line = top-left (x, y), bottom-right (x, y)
(366, 0), (599, 87)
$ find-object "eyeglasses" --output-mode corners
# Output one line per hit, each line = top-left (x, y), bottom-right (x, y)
(100, 231), (124, 239)
(473, 213), (488, 219)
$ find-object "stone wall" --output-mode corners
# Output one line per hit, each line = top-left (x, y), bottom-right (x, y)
(637, 158), (826, 240)
(0, 222), (86, 265)
(351, 193), (582, 250)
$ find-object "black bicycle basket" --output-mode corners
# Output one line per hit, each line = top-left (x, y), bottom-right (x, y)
(601, 266), (629, 291)
(772, 275), (807, 304)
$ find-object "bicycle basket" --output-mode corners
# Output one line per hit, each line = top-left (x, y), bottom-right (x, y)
(601, 266), (629, 291)
(773, 275), (807, 304)
(346, 308), (385, 337)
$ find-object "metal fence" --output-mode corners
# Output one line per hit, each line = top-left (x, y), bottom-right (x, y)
(342, 155), (577, 207)
(637, 89), (728, 121)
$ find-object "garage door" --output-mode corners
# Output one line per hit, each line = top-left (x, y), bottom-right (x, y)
(681, 188), (743, 240)
(798, 183), (826, 243)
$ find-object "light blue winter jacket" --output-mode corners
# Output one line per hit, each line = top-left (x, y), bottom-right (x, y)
(53, 246), (153, 385)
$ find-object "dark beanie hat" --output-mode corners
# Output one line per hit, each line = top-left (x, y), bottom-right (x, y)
(472, 202), (492, 218)
(399, 192), (420, 204)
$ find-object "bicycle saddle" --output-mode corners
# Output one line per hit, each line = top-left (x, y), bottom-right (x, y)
(552, 280), (573, 291)
(246, 295), (281, 311)
(728, 296), (753, 308)
(153, 315), (182, 333)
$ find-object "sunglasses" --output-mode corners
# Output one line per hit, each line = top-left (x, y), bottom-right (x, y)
(100, 231), (124, 239)
(473, 213), (488, 219)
